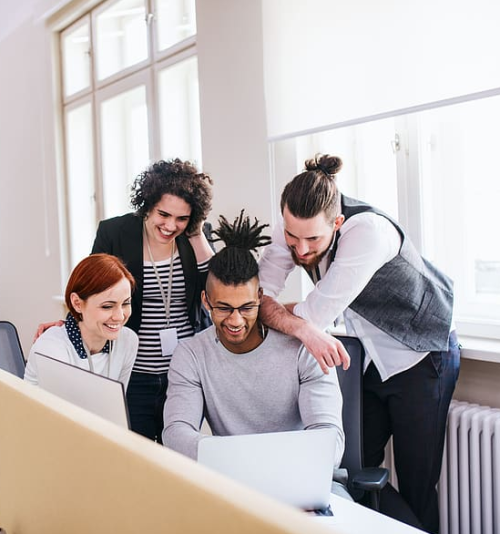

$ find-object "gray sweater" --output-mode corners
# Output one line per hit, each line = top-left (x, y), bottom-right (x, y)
(162, 326), (344, 464)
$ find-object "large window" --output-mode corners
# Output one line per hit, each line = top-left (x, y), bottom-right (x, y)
(60, 0), (201, 270)
(416, 99), (500, 338)
(269, 96), (500, 340)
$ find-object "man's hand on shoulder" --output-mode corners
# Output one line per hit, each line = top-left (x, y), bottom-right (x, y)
(296, 322), (351, 374)
(33, 320), (64, 342)
(260, 295), (350, 373)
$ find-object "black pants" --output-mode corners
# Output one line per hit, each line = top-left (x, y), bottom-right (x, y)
(126, 371), (169, 443)
(363, 332), (460, 534)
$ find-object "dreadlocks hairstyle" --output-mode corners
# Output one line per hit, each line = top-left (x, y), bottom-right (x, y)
(280, 154), (343, 224)
(208, 210), (272, 285)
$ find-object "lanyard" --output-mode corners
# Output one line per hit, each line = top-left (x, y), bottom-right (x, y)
(86, 341), (112, 377)
(144, 222), (175, 328)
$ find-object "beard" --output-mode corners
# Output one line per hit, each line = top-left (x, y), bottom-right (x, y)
(289, 245), (331, 270)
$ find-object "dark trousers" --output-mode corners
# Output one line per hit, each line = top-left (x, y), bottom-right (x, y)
(362, 332), (460, 534)
(126, 371), (169, 444)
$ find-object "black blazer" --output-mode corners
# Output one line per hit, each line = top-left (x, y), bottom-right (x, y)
(91, 213), (210, 334)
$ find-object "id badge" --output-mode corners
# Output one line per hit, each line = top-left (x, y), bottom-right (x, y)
(160, 328), (178, 356)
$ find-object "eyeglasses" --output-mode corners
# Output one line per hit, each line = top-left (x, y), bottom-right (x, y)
(205, 294), (261, 318)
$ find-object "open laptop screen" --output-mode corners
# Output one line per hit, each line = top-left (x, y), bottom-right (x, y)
(35, 352), (130, 429)
(197, 428), (337, 511)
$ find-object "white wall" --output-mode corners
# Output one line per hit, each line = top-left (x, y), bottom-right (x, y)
(0, 0), (64, 354)
(196, 0), (271, 227)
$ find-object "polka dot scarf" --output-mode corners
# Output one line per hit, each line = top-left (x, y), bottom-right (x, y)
(64, 313), (110, 360)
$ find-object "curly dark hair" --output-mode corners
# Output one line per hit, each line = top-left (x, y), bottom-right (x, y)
(130, 159), (213, 236)
(209, 210), (271, 285)
(281, 153), (343, 223)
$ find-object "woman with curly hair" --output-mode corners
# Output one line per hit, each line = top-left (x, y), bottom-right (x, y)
(89, 158), (214, 442)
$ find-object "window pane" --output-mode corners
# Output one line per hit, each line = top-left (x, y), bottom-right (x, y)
(62, 22), (91, 97)
(158, 56), (201, 166)
(65, 103), (96, 267)
(307, 121), (399, 219)
(95, 0), (148, 81)
(271, 120), (398, 221)
(155, 0), (196, 52)
(100, 85), (150, 218)
(418, 98), (500, 328)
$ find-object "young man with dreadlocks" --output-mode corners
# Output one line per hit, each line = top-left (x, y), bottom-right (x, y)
(162, 211), (345, 479)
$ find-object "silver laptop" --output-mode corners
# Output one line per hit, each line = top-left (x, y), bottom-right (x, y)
(197, 428), (337, 511)
(35, 352), (130, 429)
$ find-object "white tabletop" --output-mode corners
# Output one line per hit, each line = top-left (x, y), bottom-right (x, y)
(309, 494), (426, 533)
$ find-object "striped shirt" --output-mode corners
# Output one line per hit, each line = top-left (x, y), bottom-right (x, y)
(135, 254), (209, 374)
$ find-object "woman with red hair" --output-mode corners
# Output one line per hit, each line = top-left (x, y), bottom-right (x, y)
(25, 254), (138, 388)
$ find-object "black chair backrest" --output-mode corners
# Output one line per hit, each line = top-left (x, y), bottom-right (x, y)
(335, 335), (365, 476)
(0, 321), (26, 378)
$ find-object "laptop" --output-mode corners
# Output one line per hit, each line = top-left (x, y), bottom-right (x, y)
(35, 352), (130, 429)
(197, 428), (337, 512)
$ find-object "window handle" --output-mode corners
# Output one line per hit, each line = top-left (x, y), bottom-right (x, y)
(391, 134), (401, 153)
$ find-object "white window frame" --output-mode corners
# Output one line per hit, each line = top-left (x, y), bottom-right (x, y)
(151, 46), (197, 155)
(94, 68), (156, 217)
(91, 0), (151, 89)
(57, 0), (201, 278)
(154, 47), (201, 166)
(62, 93), (98, 267)
(150, 0), (196, 62)
(60, 14), (93, 103)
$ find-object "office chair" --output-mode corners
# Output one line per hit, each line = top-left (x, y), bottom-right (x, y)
(335, 335), (388, 511)
(0, 321), (26, 378)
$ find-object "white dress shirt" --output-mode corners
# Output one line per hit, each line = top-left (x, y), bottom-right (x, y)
(259, 212), (430, 381)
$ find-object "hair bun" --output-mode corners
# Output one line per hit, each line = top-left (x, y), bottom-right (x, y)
(305, 154), (343, 177)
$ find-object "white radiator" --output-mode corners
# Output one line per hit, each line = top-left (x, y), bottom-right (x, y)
(439, 400), (500, 534)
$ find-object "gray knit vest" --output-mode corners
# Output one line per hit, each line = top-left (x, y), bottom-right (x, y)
(310, 195), (453, 352)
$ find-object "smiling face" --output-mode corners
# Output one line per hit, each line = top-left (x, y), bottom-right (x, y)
(144, 194), (192, 248)
(202, 275), (262, 354)
(283, 205), (344, 269)
(71, 277), (132, 353)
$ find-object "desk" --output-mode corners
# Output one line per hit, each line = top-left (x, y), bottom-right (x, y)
(310, 494), (426, 533)
(1, 370), (426, 534)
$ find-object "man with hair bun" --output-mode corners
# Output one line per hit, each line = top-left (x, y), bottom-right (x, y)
(162, 211), (346, 496)
(258, 154), (460, 533)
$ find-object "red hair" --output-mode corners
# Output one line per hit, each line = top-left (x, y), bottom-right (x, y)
(65, 254), (135, 321)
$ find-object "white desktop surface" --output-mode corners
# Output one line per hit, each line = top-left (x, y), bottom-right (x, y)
(311, 494), (426, 533)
